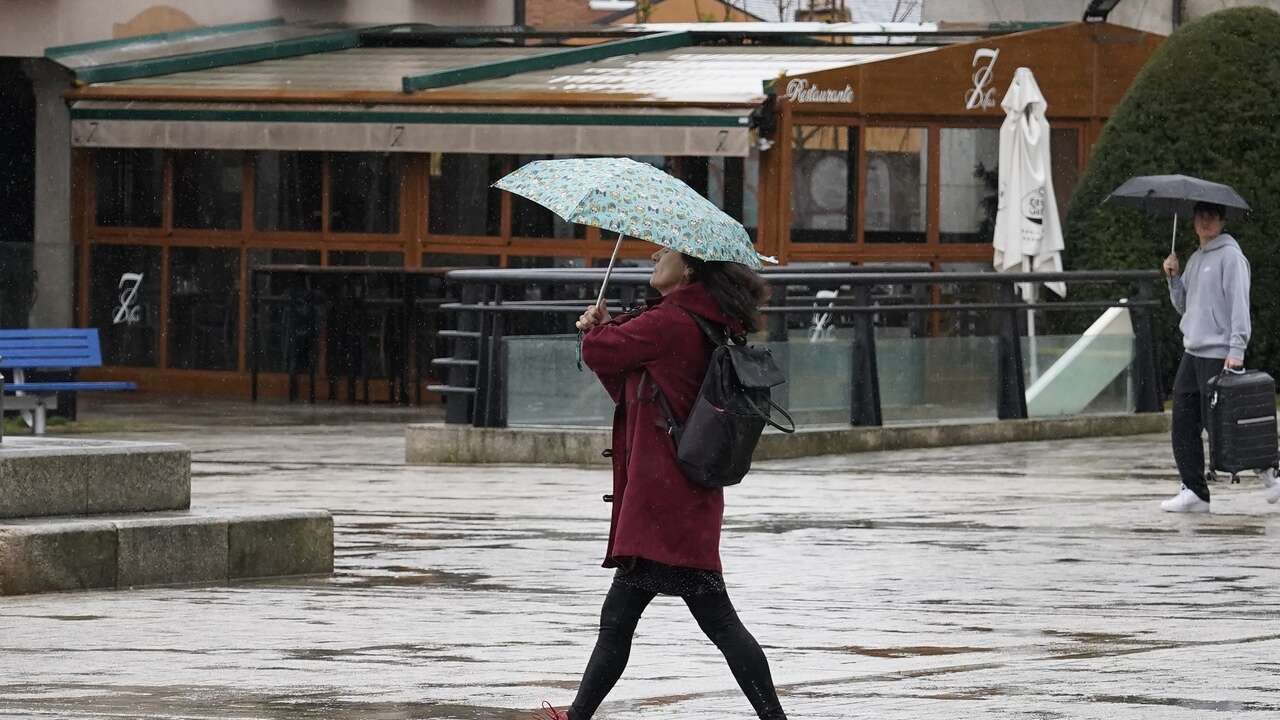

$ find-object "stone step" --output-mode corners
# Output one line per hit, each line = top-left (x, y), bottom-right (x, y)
(0, 508), (333, 596)
(0, 437), (190, 519)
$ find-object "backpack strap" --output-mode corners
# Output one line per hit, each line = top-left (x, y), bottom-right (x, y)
(742, 393), (798, 434)
(641, 370), (683, 441)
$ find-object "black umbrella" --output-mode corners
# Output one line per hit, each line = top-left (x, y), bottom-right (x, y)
(1105, 174), (1250, 256)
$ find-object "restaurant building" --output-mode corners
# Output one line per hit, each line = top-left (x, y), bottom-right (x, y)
(49, 19), (1162, 396)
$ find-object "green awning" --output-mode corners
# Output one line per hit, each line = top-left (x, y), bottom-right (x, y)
(70, 101), (753, 157)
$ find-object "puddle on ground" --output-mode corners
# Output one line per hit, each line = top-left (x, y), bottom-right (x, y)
(836, 645), (993, 658)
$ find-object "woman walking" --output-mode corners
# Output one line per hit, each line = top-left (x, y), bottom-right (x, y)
(535, 247), (787, 720)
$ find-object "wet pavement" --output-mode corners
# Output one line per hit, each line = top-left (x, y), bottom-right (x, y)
(2, 412), (1279, 718)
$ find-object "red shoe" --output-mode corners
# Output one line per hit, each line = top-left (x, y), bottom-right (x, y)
(533, 701), (570, 720)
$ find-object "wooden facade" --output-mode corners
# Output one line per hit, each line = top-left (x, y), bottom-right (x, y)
(63, 22), (1163, 397)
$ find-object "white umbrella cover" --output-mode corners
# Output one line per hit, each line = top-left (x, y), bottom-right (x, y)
(993, 66), (1067, 301)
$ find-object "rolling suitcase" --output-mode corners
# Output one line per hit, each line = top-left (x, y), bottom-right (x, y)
(1205, 368), (1279, 482)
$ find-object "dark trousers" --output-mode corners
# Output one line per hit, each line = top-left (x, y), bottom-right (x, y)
(1171, 352), (1228, 501)
(569, 579), (787, 720)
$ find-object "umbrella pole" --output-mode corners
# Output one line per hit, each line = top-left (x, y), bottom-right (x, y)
(1028, 283), (1039, 384)
(1169, 212), (1178, 257)
(594, 232), (625, 310)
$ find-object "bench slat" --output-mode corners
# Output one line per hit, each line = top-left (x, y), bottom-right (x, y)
(1, 348), (98, 356)
(0, 339), (94, 348)
(5, 382), (137, 393)
(0, 328), (104, 368)
(0, 329), (99, 339)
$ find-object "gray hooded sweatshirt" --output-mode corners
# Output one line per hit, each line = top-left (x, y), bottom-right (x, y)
(1168, 233), (1251, 362)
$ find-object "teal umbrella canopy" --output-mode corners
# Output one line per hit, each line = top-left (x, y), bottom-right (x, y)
(493, 157), (767, 269)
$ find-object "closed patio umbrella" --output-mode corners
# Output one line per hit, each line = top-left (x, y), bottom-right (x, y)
(993, 67), (1067, 380)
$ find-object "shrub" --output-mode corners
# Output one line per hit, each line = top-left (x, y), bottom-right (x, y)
(1062, 7), (1280, 386)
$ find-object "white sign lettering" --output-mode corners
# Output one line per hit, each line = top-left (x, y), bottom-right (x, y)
(964, 48), (1000, 110)
(785, 78), (855, 104)
(112, 272), (144, 325)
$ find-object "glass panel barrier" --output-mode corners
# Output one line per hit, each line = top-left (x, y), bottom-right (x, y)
(767, 336), (852, 426)
(502, 330), (1133, 429)
(876, 332), (1000, 422)
(1023, 334), (1134, 417)
(505, 335), (614, 427)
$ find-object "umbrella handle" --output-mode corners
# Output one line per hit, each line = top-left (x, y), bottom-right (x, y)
(595, 233), (625, 310)
(1169, 212), (1178, 258)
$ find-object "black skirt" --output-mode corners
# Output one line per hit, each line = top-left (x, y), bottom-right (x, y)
(613, 557), (726, 597)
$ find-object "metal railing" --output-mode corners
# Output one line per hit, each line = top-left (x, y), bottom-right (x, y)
(432, 268), (1165, 428)
(248, 265), (455, 405)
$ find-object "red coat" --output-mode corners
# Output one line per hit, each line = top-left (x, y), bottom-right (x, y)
(582, 282), (741, 573)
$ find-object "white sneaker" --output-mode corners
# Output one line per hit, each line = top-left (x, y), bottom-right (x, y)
(1160, 486), (1211, 513)
(1258, 467), (1280, 504)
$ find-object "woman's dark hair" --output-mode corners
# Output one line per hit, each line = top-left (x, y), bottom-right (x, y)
(1193, 201), (1226, 220)
(682, 255), (771, 333)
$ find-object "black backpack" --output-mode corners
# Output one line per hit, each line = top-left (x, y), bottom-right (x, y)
(647, 310), (795, 488)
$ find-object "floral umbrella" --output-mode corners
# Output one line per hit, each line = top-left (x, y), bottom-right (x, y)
(494, 157), (771, 304)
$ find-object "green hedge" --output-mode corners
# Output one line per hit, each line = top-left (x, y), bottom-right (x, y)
(1063, 7), (1280, 386)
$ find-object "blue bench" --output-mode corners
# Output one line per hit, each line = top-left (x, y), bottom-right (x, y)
(0, 329), (136, 434)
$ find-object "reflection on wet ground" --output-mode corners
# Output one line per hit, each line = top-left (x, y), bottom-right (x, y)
(1, 423), (1279, 718)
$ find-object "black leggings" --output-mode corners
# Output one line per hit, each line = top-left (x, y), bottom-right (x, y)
(569, 580), (787, 720)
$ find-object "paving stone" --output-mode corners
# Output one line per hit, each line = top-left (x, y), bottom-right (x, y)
(0, 421), (1276, 719)
(115, 515), (228, 588)
(227, 511), (334, 580)
(0, 437), (190, 518)
(0, 520), (117, 595)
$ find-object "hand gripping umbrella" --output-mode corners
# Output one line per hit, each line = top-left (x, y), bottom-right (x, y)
(493, 157), (774, 309)
(1105, 174), (1250, 257)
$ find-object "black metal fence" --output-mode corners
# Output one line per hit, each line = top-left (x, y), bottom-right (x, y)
(431, 268), (1166, 428)
(249, 265), (453, 404)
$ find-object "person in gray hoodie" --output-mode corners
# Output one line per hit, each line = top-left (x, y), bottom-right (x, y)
(1161, 201), (1280, 512)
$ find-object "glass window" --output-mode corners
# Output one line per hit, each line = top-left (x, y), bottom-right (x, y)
(506, 256), (586, 269)
(708, 151), (760, 239)
(255, 152), (322, 232)
(328, 251), (404, 267)
(249, 249), (321, 375)
(330, 153), (401, 234)
(423, 253), (499, 268)
(865, 127), (927, 244)
(173, 151), (243, 230)
(323, 251), (403, 380)
(939, 128), (999, 244)
(168, 247), (240, 371)
(511, 155), (586, 239)
(428, 153), (503, 236)
(790, 126), (856, 244)
(1051, 128), (1080, 216)
(94, 149), (163, 228)
(90, 245), (162, 366)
